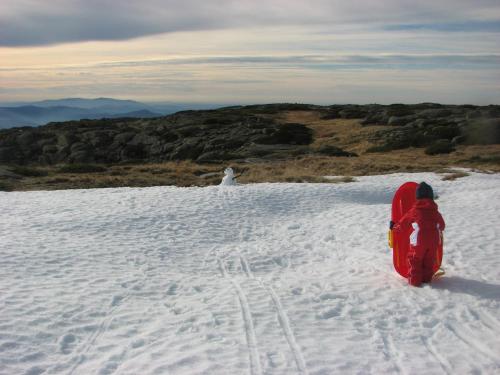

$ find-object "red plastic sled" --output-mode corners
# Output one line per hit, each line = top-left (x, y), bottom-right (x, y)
(388, 182), (443, 278)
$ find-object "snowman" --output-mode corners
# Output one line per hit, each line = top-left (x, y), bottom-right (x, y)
(220, 167), (237, 186)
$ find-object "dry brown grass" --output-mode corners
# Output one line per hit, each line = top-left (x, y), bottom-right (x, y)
(441, 171), (470, 181)
(276, 111), (391, 154)
(4, 161), (223, 191)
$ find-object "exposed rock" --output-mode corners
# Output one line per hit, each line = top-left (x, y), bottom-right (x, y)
(57, 133), (77, 148)
(37, 137), (55, 148)
(452, 135), (466, 145)
(121, 144), (148, 161)
(81, 131), (113, 147)
(466, 110), (482, 120)
(462, 118), (500, 145)
(338, 108), (367, 119)
(170, 141), (204, 160)
(17, 132), (36, 147)
(42, 144), (58, 154)
(70, 150), (95, 163)
(361, 112), (388, 125)
(419, 108), (453, 118)
(0, 146), (21, 162)
(254, 123), (313, 145)
(0, 166), (22, 179)
(196, 151), (236, 163)
(425, 139), (455, 155)
(385, 105), (415, 117)
(365, 104), (500, 152)
(387, 115), (416, 126)
(429, 125), (460, 140)
(70, 142), (90, 153)
(114, 132), (136, 144)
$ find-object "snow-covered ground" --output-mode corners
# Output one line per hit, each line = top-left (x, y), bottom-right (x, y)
(0, 172), (499, 375)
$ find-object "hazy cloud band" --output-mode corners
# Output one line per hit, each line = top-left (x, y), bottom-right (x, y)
(1, 0), (500, 46)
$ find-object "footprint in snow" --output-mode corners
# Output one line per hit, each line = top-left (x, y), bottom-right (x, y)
(59, 333), (77, 354)
(193, 285), (203, 293)
(172, 307), (183, 315)
(24, 366), (45, 375)
(111, 295), (125, 307)
(323, 234), (336, 242)
(167, 283), (178, 296)
(20, 352), (45, 362)
(131, 339), (145, 349)
(99, 360), (119, 375)
(0, 341), (19, 352)
(266, 351), (286, 368)
(317, 305), (344, 320)
(319, 293), (343, 301)
(273, 256), (288, 267)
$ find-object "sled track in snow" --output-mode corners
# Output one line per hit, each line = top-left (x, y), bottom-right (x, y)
(381, 333), (407, 375)
(218, 258), (263, 375)
(217, 253), (309, 375)
(66, 294), (131, 375)
(402, 290), (454, 374)
(421, 336), (453, 375)
(240, 255), (309, 375)
(406, 287), (500, 369)
(465, 306), (500, 336)
(445, 322), (499, 362)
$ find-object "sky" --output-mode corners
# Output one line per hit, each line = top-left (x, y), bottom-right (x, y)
(1, 0), (500, 105)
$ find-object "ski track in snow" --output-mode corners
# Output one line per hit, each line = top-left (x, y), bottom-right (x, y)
(0, 171), (499, 374)
(240, 254), (308, 375)
(218, 257), (262, 375)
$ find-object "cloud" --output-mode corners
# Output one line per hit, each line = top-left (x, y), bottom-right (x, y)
(384, 20), (500, 32)
(1, 0), (500, 46)
(2, 53), (499, 73)
(67, 54), (500, 71)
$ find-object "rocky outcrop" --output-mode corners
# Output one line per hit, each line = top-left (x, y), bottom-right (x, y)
(362, 104), (500, 152)
(318, 103), (499, 153)
(0, 109), (316, 165)
(1, 103), (498, 164)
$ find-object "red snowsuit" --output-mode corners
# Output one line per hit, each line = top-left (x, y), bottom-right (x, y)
(395, 199), (445, 286)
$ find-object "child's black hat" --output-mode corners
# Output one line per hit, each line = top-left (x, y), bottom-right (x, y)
(416, 182), (434, 200)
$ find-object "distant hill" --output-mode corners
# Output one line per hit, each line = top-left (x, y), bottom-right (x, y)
(0, 98), (164, 129)
(31, 97), (148, 110)
(0, 98), (221, 129)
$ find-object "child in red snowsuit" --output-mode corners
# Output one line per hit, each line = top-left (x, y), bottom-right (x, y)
(394, 182), (445, 286)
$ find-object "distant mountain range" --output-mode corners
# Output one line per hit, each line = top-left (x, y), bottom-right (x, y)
(0, 98), (218, 129)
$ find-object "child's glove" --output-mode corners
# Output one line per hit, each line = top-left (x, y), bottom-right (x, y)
(392, 222), (402, 232)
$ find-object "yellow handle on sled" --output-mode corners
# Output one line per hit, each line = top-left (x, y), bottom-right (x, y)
(388, 230), (394, 249)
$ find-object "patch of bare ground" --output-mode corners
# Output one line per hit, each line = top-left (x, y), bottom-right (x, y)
(441, 171), (470, 181)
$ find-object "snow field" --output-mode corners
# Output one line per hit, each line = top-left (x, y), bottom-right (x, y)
(0, 172), (499, 374)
